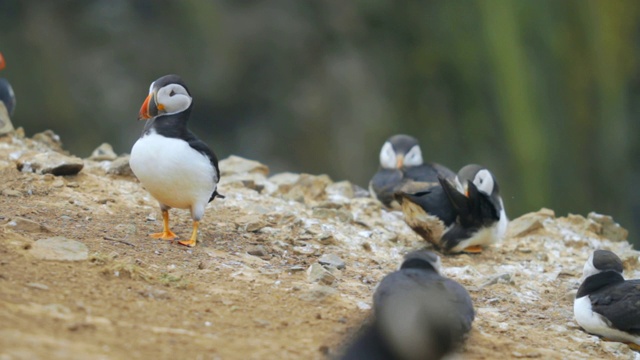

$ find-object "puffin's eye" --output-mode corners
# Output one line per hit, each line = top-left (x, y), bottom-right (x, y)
(170, 90), (176, 97)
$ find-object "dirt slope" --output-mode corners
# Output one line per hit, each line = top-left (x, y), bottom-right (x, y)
(0, 131), (639, 360)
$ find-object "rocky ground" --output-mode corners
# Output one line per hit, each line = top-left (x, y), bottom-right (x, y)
(0, 129), (639, 360)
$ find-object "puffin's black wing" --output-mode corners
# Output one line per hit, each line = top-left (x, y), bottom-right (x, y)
(183, 131), (224, 202)
(404, 164), (440, 182)
(432, 162), (456, 179)
(398, 184), (457, 227)
(370, 169), (404, 207)
(439, 177), (499, 228)
(590, 279), (640, 335)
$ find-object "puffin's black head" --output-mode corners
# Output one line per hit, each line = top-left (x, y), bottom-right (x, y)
(379, 134), (424, 170)
(400, 250), (442, 275)
(138, 74), (192, 120)
(456, 164), (499, 197)
(582, 250), (624, 279)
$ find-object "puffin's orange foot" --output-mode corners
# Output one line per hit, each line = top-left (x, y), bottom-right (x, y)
(462, 245), (483, 253)
(628, 343), (640, 351)
(178, 239), (196, 247)
(150, 231), (178, 240)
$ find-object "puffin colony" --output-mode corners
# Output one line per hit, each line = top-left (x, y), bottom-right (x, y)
(124, 74), (638, 358)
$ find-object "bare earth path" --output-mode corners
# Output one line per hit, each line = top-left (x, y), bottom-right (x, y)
(0, 132), (639, 360)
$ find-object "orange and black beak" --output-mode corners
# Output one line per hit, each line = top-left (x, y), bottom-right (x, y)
(396, 154), (404, 169)
(0, 53), (5, 71)
(138, 92), (158, 120)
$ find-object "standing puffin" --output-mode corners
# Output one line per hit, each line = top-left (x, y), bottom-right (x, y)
(0, 52), (16, 117)
(574, 250), (640, 350)
(130, 74), (223, 247)
(341, 251), (475, 360)
(396, 164), (507, 253)
(369, 134), (455, 208)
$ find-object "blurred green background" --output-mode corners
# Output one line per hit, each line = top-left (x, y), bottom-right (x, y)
(1, 0), (639, 247)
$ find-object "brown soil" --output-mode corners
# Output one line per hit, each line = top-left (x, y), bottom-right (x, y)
(0, 133), (637, 360)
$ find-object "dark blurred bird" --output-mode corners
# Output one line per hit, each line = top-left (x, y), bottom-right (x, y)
(340, 251), (475, 360)
(0, 52), (16, 117)
(574, 250), (640, 350)
(369, 134), (455, 208)
(130, 74), (223, 247)
(396, 164), (507, 253)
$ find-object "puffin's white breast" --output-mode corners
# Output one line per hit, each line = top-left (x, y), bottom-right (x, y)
(130, 131), (216, 211)
(574, 295), (640, 344)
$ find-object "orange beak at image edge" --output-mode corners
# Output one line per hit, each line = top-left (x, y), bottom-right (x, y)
(138, 94), (152, 120)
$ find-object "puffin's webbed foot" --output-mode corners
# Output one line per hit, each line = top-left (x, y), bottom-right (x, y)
(151, 209), (178, 240)
(462, 245), (483, 254)
(178, 220), (199, 247)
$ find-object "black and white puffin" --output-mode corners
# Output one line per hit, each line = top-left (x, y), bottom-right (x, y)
(130, 74), (223, 247)
(369, 134), (455, 208)
(0, 52), (16, 117)
(341, 251), (475, 360)
(574, 250), (640, 350)
(396, 164), (507, 253)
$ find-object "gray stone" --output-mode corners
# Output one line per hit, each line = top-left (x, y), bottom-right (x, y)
(235, 215), (267, 232)
(325, 181), (355, 200)
(2, 189), (21, 197)
(138, 286), (170, 300)
(299, 285), (338, 302)
(506, 208), (555, 238)
(318, 253), (346, 270)
(268, 172), (300, 187)
(279, 174), (333, 204)
(219, 155), (269, 176)
(26, 282), (49, 290)
(587, 212), (628, 242)
(89, 143), (117, 161)
(17, 151), (84, 176)
(247, 245), (268, 257)
(307, 263), (337, 286)
(32, 130), (64, 152)
(5, 217), (50, 233)
(30, 237), (89, 261)
(480, 273), (515, 289)
(108, 155), (134, 176)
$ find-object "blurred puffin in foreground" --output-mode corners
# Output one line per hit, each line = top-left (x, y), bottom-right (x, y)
(369, 134), (455, 208)
(574, 250), (640, 350)
(130, 74), (223, 247)
(0, 52), (16, 118)
(396, 164), (507, 253)
(340, 251), (475, 360)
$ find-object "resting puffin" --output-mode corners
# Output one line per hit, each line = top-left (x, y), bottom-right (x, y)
(574, 250), (640, 350)
(396, 164), (506, 253)
(0, 52), (16, 117)
(369, 134), (455, 208)
(341, 251), (475, 360)
(130, 74), (223, 247)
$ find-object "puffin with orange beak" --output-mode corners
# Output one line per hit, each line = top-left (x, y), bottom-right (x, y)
(0, 52), (16, 117)
(130, 74), (223, 247)
(369, 134), (455, 208)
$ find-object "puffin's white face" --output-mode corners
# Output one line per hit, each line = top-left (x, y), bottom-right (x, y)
(380, 142), (397, 169)
(473, 169), (494, 195)
(581, 252), (600, 280)
(403, 145), (423, 167)
(379, 142), (424, 169)
(155, 83), (192, 115)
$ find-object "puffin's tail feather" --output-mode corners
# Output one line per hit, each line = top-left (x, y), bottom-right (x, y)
(209, 190), (225, 202)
